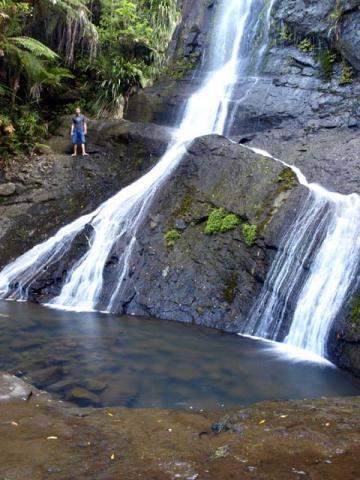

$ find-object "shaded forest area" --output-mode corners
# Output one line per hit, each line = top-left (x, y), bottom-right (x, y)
(0, 0), (179, 157)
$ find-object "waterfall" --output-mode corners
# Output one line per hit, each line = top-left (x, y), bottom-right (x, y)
(0, 0), (274, 311)
(242, 150), (360, 358)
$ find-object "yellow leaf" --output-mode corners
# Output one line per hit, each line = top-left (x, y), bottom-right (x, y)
(46, 436), (58, 440)
(110, 453), (115, 460)
(107, 412), (114, 417)
(259, 419), (266, 424)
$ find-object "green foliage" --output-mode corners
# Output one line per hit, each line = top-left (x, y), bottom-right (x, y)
(339, 63), (353, 86)
(204, 208), (241, 235)
(0, 109), (47, 156)
(318, 49), (337, 80)
(164, 229), (181, 247)
(328, 7), (343, 23)
(205, 208), (226, 235)
(221, 214), (241, 232)
(278, 168), (297, 190)
(298, 38), (315, 53)
(349, 296), (360, 325)
(0, 0), (179, 155)
(242, 223), (257, 247)
(87, 0), (179, 116)
(279, 24), (293, 42)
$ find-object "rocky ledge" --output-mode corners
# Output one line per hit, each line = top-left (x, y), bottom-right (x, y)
(0, 119), (172, 266)
(0, 373), (359, 480)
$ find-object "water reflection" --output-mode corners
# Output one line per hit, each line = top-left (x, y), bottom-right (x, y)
(0, 301), (358, 409)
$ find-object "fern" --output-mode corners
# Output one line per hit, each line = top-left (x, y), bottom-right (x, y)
(10, 37), (59, 60)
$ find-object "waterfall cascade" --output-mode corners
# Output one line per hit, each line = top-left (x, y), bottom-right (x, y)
(0, 0), (272, 308)
(0, 0), (359, 361)
(242, 150), (360, 357)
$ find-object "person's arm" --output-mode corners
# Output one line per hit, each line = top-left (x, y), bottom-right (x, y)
(71, 119), (74, 135)
(83, 117), (88, 135)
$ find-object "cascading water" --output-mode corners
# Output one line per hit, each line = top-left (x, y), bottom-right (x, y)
(242, 149), (360, 358)
(1, 0), (359, 362)
(0, 0), (273, 310)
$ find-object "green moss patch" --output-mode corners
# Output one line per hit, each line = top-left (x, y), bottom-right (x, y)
(277, 168), (297, 191)
(242, 223), (257, 247)
(204, 208), (241, 235)
(349, 296), (360, 325)
(164, 229), (181, 247)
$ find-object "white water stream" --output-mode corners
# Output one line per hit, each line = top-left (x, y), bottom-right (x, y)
(0, 0), (359, 361)
(243, 149), (360, 357)
(0, 0), (270, 308)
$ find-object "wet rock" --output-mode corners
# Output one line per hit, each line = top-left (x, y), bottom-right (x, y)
(0, 119), (172, 272)
(83, 378), (107, 393)
(66, 387), (101, 406)
(29, 366), (63, 388)
(0, 183), (16, 196)
(0, 372), (33, 402)
(114, 135), (305, 331)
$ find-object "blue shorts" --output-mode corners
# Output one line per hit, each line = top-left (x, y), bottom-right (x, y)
(72, 130), (86, 144)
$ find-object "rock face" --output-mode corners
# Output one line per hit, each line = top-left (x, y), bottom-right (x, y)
(124, 0), (360, 374)
(0, 119), (172, 267)
(104, 135), (304, 331)
(1, 1), (360, 376)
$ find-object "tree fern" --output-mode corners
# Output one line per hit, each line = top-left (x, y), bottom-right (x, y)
(10, 37), (59, 60)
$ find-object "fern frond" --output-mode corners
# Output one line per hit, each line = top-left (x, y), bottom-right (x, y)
(10, 37), (58, 60)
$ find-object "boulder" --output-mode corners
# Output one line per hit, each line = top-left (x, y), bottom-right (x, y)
(104, 134), (305, 331)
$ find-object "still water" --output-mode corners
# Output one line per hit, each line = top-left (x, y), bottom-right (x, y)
(0, 301), (358, 409)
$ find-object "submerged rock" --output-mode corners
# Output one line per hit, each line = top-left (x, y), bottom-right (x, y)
(66, 387), (101, 406)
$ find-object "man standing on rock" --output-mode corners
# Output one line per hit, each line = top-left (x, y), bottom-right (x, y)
(71, 107), (88, 156)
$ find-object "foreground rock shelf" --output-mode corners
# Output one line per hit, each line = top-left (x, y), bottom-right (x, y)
(1, 373), (359, 479)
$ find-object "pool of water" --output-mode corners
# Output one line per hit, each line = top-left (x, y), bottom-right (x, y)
(0, 301), (358, 409)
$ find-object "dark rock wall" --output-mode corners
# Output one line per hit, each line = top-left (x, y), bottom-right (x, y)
(107, 135), (305, 331)
(0, 120), (172, 267)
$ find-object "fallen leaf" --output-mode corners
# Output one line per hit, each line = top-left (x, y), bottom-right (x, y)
(280, 415), (288, 418)
(11, 421), (18, 426)
(259, 420), (266, 425)
(46, 436), (58, 440)
(107, 412), (114, 417)
(110, 453), (115, 460)
(325, 423), (330, 427)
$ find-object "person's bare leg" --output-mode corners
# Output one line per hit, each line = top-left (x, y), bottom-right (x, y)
(81, 143), (88, 156)
(71, 144), (77, 156)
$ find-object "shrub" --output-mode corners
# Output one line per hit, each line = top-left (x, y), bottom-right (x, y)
(220, 213), (241, 232)
(204, 208), (226, 235)
(242, 223), (257, 247)
(318, 49), (337, 80)
(298, 38), (315, 53)
(204, 208), (241, 235)
(164, 229), (181, 247)
(279, 24), (293, 42)
(339, 64), (353, 86)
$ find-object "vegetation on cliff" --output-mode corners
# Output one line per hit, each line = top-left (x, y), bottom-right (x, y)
(0, 0), (179, 157)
